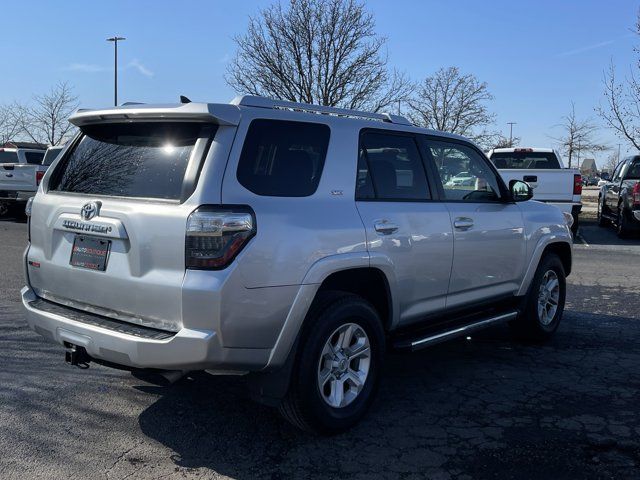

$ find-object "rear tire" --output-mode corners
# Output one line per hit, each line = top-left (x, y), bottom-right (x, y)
(616, 207), (631, 238)
(279, 292), (384, 434)
(513, 253), (566, 340)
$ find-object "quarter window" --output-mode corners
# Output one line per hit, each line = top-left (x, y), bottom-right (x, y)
(426, 140), (502, 202)
(357, 132), (430, 201)
(237, 119), (330, 197)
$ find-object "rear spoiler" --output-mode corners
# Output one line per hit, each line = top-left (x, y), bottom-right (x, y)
(69, 103), (241, 127)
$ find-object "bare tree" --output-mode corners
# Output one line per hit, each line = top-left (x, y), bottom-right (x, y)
(226, 0), (413, 112)
(553, 102), (607, 168)
(18, 82), (79, 146)
(490, 134), (521, 150)
(408, 67), (498, 149)
(597, 61), (640, 152)
(602, 151), (620, 174)
(0, 104), (21, 146)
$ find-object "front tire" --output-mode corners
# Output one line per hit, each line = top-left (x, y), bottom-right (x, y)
(515, 253), (566, 340)
(279, 292), (384, 434)
(597, 196), (608, 227)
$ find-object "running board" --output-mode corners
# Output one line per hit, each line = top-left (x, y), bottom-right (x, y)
(394, 311), (518, 351)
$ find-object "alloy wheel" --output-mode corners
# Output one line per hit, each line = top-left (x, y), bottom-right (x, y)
(317, 323), (371, 408)
(537, 270), (560, 326)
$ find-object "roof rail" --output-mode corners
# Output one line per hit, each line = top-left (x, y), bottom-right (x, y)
(232, 95), (413, 126)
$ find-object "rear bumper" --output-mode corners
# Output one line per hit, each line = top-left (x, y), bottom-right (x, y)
(21, 286), (270, 371)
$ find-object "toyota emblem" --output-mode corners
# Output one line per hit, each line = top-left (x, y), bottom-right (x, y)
(80, 201), (101, 220)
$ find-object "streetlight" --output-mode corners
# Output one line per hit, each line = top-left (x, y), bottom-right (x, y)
(106, 36), (126, 106)
(507, 122), (517, 147)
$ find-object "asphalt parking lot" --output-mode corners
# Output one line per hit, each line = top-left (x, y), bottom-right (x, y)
(1, 214), (639, 480)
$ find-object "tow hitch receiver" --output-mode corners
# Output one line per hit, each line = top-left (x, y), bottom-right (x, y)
(64, 343), (91, 368)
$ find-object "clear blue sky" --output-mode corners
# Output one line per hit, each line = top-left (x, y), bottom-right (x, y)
(1, 0), (638, 165)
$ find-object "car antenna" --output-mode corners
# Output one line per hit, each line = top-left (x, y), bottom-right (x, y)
(180, 95), (192, 104)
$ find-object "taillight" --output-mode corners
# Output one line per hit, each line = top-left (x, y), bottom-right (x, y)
(36, 170), (45, 185)
(632, 182), (640, 206)
(573, 174), (582, 195)
(185, 206), (256, 269)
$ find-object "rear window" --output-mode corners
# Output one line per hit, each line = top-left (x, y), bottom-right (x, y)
(0, 151), (18, 164)
(490, 151), (561, 169)
(49, 123), (209, 200)
(25, 151), (45, 164)
(42, 148), (63, 166)
(626, 160), (640, 179)
(237, 119), (330, 197)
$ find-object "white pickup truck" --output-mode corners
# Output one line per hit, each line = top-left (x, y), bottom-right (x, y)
(0, 145), (48, 216)
(486, 147), (582, 234)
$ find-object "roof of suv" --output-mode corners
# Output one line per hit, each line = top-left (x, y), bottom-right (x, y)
(68, 95), (470, 143)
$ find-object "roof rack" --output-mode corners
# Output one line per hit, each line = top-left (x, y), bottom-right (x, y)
(232, 95), (413, 126)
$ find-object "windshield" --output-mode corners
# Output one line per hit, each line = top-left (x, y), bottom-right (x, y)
(490, 151), (561, 169)
(0, 151), (18, 164)
(49, 122), (213, 200)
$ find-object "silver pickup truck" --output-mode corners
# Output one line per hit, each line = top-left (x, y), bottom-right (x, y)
(0, 145), (61, 216)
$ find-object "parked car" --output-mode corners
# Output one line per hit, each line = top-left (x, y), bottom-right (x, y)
(445, 171), (476, 186)
(22, 97), (573, 433)
(486, 147), (582, 234)
(0, 143), (47, 216)
(597, 156), (640, 237)
(582, 175), (599, 187)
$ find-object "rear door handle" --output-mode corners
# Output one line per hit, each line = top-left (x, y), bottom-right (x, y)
(453, 217), (474, 230)
(374, 221), (399, 235)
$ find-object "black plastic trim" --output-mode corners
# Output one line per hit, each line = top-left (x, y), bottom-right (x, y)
(29, 297), (176, 340)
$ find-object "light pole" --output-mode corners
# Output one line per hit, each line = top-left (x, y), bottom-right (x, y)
(507, 122), (517, 147)
(106, 36), (126, 106)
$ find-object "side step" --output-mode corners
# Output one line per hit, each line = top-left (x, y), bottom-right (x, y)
(394, 311), (518, 351)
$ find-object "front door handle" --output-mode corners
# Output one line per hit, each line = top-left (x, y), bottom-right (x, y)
(374, 220), (399, 235)
(454, 217), (474, 230)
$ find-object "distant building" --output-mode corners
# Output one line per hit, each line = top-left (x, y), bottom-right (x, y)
(580, 158), (597, 176)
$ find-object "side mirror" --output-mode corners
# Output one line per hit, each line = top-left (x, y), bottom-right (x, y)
(509, 179), (533, 202)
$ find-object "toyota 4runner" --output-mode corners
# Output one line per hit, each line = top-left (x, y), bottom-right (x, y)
(22, 96), (573, 433)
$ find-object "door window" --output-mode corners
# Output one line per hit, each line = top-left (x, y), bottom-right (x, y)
(356, 131), (431, 201)
(426, 140), (502, 202)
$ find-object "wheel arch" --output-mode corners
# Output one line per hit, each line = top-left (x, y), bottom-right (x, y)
(517, 238), (572, 296)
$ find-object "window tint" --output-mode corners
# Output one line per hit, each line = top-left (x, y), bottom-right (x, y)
(626, 160), (640, 179)
(490, 151), (560, 169)
(0, 151), (18, 164)
(42, 148), (63, 166)
(25, 151), (45, 165)
(427, 140), (501, 202)
(49, 122), (209, 200)
(237, 119), (330, 197)
(357, 132), (430, 200)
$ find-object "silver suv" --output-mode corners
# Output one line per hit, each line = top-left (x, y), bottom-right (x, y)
(22, 96), (573, 433)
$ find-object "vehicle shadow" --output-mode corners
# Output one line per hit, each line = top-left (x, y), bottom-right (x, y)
(136, 310), (639, 478)
(579, 219), (639, 246)
(0, 212), (27, 223)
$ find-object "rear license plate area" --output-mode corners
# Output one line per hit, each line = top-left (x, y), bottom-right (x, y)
(70, 235), (111, 271)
